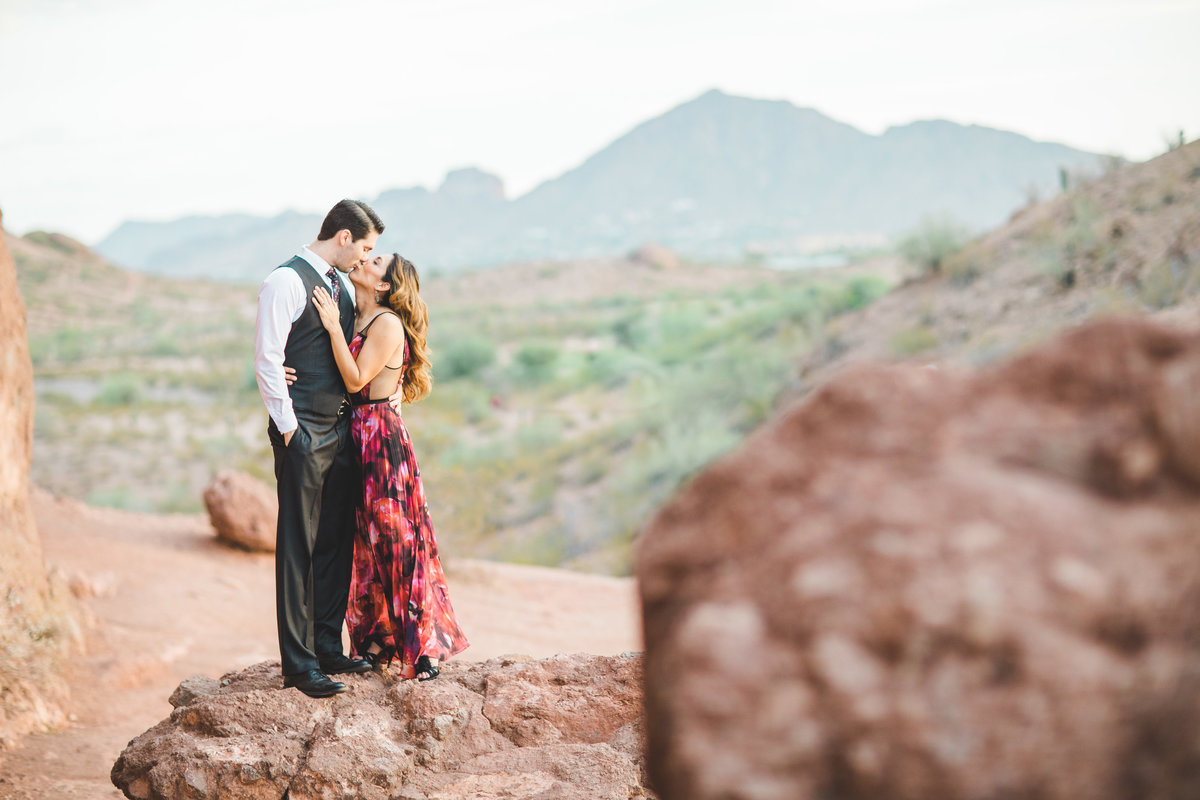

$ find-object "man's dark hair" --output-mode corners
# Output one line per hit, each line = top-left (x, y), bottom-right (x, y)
(317, 199), (385, 242)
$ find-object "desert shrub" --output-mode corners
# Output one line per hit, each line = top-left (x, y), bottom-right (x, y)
(890, 324), (939, 356)
(1034, 242), (1071, 287)
(612, 311), (650, 350)
(605, 409), (741, 537)
(23, 231), (75, 255)
(514, 340), (560, 384)
(131, 297), (160, 328)
(86, 484), (149, 511)
(439, 337), (496, 380)
(580, 348), (640, 387)
(657, 305), (707, 344)
(1061, 195), (1103, 264)
(648, 304), (713, 364)
(94, 372), (144, 407)
(158, 481), (203, 513)
(940, 243), (986, 287)
(492, 525), (570, 567)
(1139, 259), (1200, 310)
(439, 437), (514, 468)
(240, 359), (260, 395)
(27, 335), (51, 366)
(589, 293), (636, 309)
(150, 332), (182, 357)
(831, 275), (892, 311)
(516, 417), (564, 454)
(52, 327), (88, 363)
(575, 450), (610, 486)
(434, 382), (493, 424)
(899, 215), (971, 276)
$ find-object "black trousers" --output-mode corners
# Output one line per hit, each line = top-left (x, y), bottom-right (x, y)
(269, 408), (357, 675)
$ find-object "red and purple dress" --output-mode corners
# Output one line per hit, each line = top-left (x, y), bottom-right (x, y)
(344, 314), (469, 677)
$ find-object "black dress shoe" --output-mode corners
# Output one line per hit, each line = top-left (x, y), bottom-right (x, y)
(282, 670), (347, 697)
(318, 653), (373, 675)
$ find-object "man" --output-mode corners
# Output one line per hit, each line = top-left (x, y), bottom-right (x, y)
(254, 199), (383, 697)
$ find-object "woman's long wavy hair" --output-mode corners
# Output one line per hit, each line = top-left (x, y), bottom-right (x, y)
(380, 254), (432, 403)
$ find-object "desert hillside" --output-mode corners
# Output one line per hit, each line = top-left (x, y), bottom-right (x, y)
(796, 138), (1200, 394)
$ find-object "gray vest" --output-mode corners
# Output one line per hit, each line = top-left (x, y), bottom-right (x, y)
(277, 256), (355, 417)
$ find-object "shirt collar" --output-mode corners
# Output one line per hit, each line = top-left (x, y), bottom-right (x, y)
(299, 245), (335, 278)
(298, 245), (353, 298)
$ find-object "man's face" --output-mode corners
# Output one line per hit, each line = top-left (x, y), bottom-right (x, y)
(335, 230), (379, 272)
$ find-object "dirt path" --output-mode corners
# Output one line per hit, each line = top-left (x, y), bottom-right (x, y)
(0, 492), (642, 799)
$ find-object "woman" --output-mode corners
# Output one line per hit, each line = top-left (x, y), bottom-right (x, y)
(310, 252), (469, 681)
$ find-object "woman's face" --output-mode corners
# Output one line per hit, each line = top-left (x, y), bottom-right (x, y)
(352, 254), (391, 293)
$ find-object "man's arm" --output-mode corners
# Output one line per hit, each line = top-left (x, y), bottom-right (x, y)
(255, 269), (306, 444)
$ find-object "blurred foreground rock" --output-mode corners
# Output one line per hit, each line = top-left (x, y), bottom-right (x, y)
(202, 470), (277, 552)
(111, 652), (649, 800)
(0, 211), (75, 748)
(639, 317), (1200, 800)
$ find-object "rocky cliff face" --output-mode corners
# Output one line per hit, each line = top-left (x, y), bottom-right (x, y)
(639, 317), (1200, 800)
(112, 653), (650, 800)
(0, 211), (75, 748)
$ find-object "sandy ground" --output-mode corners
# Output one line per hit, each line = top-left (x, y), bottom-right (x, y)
(0, 492), (643, 799)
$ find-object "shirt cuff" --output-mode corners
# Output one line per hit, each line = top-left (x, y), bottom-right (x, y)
(273, 408), (298, 436)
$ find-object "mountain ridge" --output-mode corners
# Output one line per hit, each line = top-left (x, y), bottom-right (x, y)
(96, 88), (1103, 281)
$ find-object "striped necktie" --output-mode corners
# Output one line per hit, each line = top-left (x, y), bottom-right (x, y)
(325, 267), (341, 305)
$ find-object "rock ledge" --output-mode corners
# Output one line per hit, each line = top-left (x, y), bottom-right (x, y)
(112, 652), (649, 800)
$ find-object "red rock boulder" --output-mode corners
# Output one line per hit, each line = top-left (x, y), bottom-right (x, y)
(638, 317), (1200, 800)
(111, 653), (650, 800)
(202, 470), (277, 552)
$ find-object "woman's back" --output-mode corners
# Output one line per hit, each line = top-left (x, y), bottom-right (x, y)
(352, 311), (407, 402)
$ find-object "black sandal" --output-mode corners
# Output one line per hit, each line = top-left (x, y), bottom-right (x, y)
(362, 647), (387, 671)
(415, 655), (440, 681)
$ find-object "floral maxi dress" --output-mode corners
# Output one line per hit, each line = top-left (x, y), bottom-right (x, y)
(345, 322), (469, 677)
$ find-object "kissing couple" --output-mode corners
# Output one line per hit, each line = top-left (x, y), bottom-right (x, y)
(254, 199), (469, 697)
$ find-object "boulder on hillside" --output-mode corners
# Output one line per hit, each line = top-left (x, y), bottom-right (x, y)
(629, 243), (681, 271)
(111, 653), (650, 800)
(202, 470), (277, 552)
(639, 317), (1200, 800)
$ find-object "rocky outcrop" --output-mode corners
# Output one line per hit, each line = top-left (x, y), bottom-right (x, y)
(0, 212), (75, 748)
(203, 470), (277, 552)
(639, 317), (1200, 800)
(112, 652), (649, 800)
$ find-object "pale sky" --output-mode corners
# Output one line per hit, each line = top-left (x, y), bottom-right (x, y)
(1, 0), (1197, 243)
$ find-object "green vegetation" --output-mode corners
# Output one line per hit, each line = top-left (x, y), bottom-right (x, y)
(94, 373), (144, 407)
(18, 240), (893, 574)
(439, 337), (496, 380)
(898, 215), (971, 276)
(514, 341), (561, 384)
(890, 324), (939, 357)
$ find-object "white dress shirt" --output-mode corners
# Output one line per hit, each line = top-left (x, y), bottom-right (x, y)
(254, 246), (355, 435)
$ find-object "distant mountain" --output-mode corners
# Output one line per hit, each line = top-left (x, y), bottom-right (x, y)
(96, 89), (1103, 281)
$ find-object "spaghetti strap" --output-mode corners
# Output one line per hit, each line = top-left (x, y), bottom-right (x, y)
(357, 310), (400, 338)
(384, 335), (409, 370)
